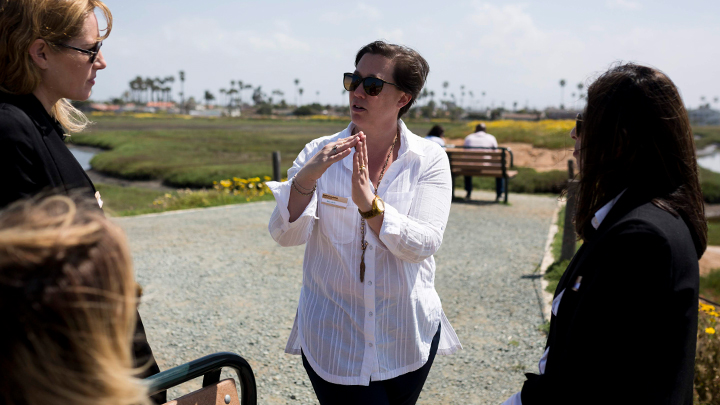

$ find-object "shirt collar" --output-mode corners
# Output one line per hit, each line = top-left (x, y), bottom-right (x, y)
(342, 119), (425, 171)
(591, 189), (627, 230)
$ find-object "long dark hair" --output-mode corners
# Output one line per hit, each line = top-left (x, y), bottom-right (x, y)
(575, 63), (707, 257)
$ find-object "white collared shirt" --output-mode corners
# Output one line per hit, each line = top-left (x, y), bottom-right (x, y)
(502, 190), (626, 405)
(267, 120), (462, 386)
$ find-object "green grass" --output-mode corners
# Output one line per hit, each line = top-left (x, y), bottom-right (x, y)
(95, 183), (166, 216)
(95, 183), (273, 216)
(544, 205), (583, 294)
(708, 217), (720, 246)
(700, 270), (720, 303)
(693, 126), (720, 149)
(462, 167), (569, 196)
(70, 116), (575, 189)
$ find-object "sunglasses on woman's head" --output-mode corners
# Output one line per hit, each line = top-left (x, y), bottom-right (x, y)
(56, 41), (102, 63)
(343, 73), (399, 96)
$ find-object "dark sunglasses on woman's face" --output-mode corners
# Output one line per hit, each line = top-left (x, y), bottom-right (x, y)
(576, 113), (583, 136)
(343, 73), (399, 96)
(56, 41), (103, 63)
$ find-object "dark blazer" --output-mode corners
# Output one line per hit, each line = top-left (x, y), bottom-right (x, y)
(0, 92), (97, 207)
(521, 187), (699, 404)
(0, 92), (166, 402)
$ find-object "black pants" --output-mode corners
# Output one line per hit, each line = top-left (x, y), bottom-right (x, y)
(302, 324), (441, 405)
(464, 176), (504, 199)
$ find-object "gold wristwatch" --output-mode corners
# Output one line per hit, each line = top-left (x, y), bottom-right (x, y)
(358, 196), (385, 219)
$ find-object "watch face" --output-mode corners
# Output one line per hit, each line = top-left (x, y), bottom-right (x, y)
(375, 197), (385, 212)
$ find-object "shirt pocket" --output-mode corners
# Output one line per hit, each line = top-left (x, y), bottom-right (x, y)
(383, 190), (414, 216)
(319, 194), (358, 244)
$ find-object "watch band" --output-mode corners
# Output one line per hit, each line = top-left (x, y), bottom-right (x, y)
(358, 196), (384, 219)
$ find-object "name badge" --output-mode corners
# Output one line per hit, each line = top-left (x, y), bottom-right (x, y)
(321, 193), (348, 209)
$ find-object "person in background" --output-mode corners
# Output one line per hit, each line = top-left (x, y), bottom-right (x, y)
(463, 123), (504, 201)
(0, 195), (151, 405)
(0, 1), (164, 401)
(503, 63), (706, 404)
(267, 40), (461, 404)
(425, 124), (445, 147)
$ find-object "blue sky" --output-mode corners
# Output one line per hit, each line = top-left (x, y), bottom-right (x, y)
(94, 0), (720, 110)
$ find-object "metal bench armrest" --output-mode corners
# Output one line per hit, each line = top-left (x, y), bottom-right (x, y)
(145, 352), (257, 405)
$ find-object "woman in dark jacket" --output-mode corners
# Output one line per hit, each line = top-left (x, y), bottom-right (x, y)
(0, 0), (165, 401)
(504, 63), (707, 404)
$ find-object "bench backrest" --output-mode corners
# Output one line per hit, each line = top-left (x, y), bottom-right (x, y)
(446, 148), (510, 176)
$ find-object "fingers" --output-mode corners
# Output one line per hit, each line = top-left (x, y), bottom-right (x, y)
(353, 141), (360, 174)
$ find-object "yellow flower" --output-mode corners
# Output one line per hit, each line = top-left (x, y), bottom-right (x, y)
(220, 180), (232, 188)
(710, 311), (720, 318)
(706, 327), (716, 334)
(264, 176), (271, 181)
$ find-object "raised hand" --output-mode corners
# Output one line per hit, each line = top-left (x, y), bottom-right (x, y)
(295, 134), (359, 188)
(352, 132), (375, 212)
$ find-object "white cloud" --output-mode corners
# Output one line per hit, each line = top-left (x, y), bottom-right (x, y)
(605, 0), (642, 10)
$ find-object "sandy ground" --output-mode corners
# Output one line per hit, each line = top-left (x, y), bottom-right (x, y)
(446, 139), (577, 173)
(700, 246), (720, 276)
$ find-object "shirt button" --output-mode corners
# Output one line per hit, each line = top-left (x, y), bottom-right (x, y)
(369, 311), (373, 317)
(368, 343), (373, 348)
(369, 245), (373, 250)
(368, 281), (372, 286)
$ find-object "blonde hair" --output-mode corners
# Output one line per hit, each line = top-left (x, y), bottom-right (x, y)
(0, 195), (149, 405)
(0, 0), (112, 133)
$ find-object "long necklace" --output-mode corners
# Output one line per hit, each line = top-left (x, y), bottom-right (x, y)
(360, 128), (399, 282)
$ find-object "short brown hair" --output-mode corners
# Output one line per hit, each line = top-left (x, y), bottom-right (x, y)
(355, 40), (429, 119)
(0, 0), (113, 133)
(0, 195), (149, 405)
(575, 63), (706, 257)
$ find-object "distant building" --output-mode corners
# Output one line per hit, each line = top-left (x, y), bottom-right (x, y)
(544, 108), (581, 120)
(501, 112), (542, 121)
(688, 106), (720, 126)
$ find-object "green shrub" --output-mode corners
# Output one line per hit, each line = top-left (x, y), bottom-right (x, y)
(544, 260), (570, 294)
(700, 167), (720, 204)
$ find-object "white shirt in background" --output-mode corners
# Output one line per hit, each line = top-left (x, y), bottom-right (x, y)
(463, 130), (498, 148)
(425, 135), (445, 147)
(267, 120), (462, 386)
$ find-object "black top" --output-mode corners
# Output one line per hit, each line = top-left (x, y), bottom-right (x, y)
(0, 92), (96, 208)
(0, 92), (166, 402)
(521, 187), (699, 404)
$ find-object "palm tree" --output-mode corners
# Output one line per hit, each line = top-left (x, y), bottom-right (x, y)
(460, 85), (465, 108)
(316, 90), (320, 104)
(559, 79), (567, 108)
(294, 78), (300, 106)
(179, 70), (185, 111)
(219, 88), (226, 107)
(481, 91), (486, 110)
(299, 88), (304, 106)
(577, 82), (584, 100)
(442, 81), (449, 98)
(513, 101), (518, 112)
(204, 90), (215, 108)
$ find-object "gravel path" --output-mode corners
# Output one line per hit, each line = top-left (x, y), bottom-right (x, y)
(115, 190), (558, 404)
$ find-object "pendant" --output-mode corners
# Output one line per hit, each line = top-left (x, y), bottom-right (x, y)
(360, 252), (366, 282)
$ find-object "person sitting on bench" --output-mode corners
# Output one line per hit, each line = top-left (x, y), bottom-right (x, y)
(463, 123), (505, 201)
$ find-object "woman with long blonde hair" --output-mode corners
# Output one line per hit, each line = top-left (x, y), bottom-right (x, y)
(0, 2), (165, 400)
(0, 195), (150, 405)
(0, 0), (109, 207)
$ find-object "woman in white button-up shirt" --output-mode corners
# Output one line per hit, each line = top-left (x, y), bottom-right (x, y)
(267, 41), (461, 404)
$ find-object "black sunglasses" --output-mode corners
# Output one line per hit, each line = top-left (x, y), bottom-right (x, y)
(56, 41), (103, 63)
(343, 73), (399, 96)
(576, 113), (583, 136)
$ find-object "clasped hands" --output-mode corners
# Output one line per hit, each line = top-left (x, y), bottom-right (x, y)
(294, 132), (375, 212)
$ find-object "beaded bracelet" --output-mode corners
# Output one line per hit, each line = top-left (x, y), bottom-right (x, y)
(293, 177), (315, 192)
(292, 178), (316, 196)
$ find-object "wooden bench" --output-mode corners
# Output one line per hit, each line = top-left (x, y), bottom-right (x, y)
(446, 147), (517, 203)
